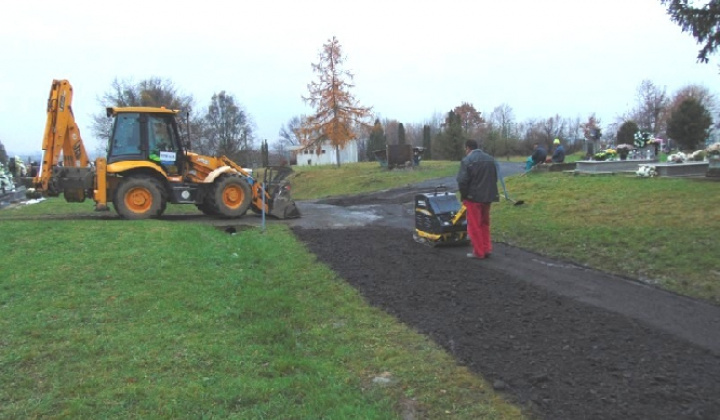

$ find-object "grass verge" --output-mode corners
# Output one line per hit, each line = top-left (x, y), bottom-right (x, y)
(492, 171), (720, 303)
(290, 161), (458, 200)
(0, 220), (523, 419)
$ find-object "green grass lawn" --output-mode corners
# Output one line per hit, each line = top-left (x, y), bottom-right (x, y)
(491, 171), (720, 303)
(0, 218), (523, 419)
(2, 159), (718, 418)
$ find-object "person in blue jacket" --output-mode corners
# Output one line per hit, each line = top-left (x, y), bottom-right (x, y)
(525, 143), (547, 171)
(551, 138), (565, 163)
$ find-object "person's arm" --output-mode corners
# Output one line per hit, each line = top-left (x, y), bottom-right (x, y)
(456, 160), (470, 200)
(531, 149), (541, 163)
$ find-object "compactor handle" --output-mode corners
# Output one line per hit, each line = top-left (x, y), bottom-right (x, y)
(433, 185), (450, 196)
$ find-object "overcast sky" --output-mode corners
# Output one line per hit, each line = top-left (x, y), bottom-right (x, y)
(1, 0), (718, 156)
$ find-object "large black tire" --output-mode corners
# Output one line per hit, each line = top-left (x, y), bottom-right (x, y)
(196, 201), (217, 216)
(210, 175), (252, 218)
(113, 176), (166, 219)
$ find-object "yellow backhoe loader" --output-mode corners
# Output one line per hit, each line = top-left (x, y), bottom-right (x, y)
(29, 79), (300, 220)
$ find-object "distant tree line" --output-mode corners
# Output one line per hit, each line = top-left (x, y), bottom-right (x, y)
(45, 73), (719, 169)
(92, 77), (259, 167)
(8, 33), (701, 169)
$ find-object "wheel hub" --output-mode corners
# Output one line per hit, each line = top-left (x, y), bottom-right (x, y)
(127, 187), (151, 211)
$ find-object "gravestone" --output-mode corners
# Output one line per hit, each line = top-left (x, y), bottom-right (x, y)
(638, 146), (656, 160)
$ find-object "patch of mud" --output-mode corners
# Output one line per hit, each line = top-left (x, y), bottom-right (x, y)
(292, 226), (720, 420)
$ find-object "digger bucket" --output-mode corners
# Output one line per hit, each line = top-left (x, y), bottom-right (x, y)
(268, 194), (301, 219)
(262, 166), (301, 219)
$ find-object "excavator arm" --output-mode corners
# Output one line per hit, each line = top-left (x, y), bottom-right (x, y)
(34, 79), (95, 202)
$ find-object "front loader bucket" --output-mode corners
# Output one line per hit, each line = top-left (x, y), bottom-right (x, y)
(262, 166), (301, 219)
(268, 195), (301, 219)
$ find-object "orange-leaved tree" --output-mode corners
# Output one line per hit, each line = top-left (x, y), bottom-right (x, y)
(453, 102), (485, 134)
(301, 36), (373, 166)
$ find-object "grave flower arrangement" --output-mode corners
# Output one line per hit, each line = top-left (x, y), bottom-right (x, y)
(706, 142), (720, 157)
(690, 150), (706, 161)
(614, 144), (633, 159)
(636, 164), (657, 177)
(667, 152), (687, 163)
(633, 131), (655, 148)
(616, 144), (633, 152)
(593, 148), (617, 161)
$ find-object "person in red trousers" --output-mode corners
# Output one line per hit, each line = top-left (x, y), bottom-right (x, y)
(456, 139), (499, 259)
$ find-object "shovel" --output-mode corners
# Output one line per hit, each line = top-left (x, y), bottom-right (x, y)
(496, 162), (525, 206)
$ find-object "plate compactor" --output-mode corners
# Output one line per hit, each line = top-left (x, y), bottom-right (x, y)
(413, 186), (468, 247)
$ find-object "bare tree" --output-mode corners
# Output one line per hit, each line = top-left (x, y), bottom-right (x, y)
(489, 104), (515, 158)
(489, 104), (514, 128)
(92, 77), (195, 156)
(540, 114), (565, 147)
(384, 119), (400, 145)
(522, 119), (546, 152)
(564, 116), (584, 149)
(630, 80), (669, 136)
(403, 122), (424, 147)
(278, 115), (304, 147)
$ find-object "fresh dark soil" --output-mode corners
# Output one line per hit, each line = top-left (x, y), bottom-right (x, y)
(290, 179), (720, 420)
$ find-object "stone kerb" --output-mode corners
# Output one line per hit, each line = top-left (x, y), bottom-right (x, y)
(653, 162), (709, 177)
(575, 160), (656, 174)
(533, 162), (577, 173)
(708, 156), (720, 177)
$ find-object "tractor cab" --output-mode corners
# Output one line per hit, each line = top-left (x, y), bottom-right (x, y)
(106, 107), (185, 176)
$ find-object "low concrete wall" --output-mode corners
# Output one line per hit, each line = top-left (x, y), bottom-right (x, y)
(534, 162), (577, 172)
(575, 160), (710, 177)
(708, 156), (720, 178)
(654, 162), (709, 177)
(575, 160), (656, 174)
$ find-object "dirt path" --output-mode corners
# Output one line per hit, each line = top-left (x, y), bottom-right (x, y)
(288, 168), (720, 420)
(292, 226), (720, 420)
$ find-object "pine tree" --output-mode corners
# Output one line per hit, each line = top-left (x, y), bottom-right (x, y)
(261, 140), (269, 167)
(0, 140), (8, 166)
(661, 0), (720, 63)
(366, 119), (387, 161)
(617, 121), (639, 145)
(302, 36), (373, 166)
(433, 111), (465, 160)
(666, 98), (712, 150)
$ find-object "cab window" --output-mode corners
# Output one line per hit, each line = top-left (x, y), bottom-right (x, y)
(109, 113), (141, 156)
(148, 116), (177, 154)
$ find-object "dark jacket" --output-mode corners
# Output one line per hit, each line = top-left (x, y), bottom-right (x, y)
(456, 149), (499, 203)
(551, 145), (565, 163)
(532, 146), (547, 164)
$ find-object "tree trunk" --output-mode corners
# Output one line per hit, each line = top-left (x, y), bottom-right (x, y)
(335, 145), (341, 167)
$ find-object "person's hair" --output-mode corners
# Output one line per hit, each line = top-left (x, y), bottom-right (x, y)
(465, 139), (478, 150)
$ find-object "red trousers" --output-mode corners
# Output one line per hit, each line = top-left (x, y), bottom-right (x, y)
(463, 200), (492, 257)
